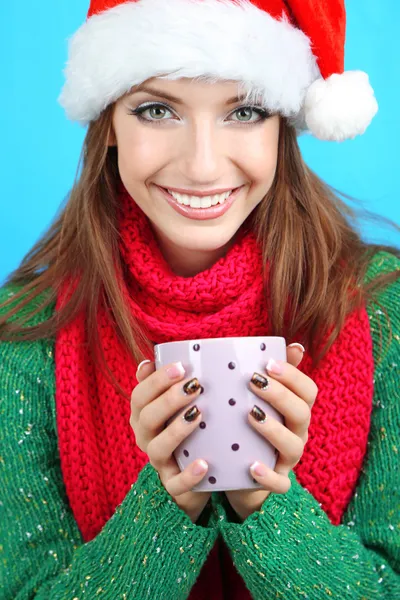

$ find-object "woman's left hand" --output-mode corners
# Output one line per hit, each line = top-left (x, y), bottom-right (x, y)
(224, 344), (318, 522)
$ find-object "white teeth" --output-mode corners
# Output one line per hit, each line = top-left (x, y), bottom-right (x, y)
(167, 189), (233, 208)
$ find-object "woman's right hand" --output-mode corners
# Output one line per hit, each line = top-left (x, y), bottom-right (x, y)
(130, 360), (212, 524)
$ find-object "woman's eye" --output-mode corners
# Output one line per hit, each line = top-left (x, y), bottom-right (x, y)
(129, 103), (269, 125)
(129, 103), (174, 123)
(230, 107), (266, 123)
(144, 105), (172, 120)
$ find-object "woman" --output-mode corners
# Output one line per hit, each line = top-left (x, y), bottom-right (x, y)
(1, 0), (399, 598)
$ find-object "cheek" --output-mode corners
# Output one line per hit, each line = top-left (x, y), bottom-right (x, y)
(237, 121), (280, 184)
(116, 125), (167, 178)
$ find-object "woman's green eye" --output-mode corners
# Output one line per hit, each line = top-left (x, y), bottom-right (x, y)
(148, 106), (170, 119)
(130, 102), (271, 125)
(234, 108), (257, 122)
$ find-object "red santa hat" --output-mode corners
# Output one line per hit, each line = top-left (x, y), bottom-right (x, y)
(58, 0), (378, 141)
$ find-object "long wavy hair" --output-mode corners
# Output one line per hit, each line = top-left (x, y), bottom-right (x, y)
(1, 101), (399, 398)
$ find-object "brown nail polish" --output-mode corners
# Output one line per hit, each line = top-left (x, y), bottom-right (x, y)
(251, 372), (270, 390)
(250, 405), (267, 423)
(183, 405), (200, 422)
(183, 378), (201, 395)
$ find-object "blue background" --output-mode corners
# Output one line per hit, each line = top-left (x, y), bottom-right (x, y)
(1, 1), (399, 285)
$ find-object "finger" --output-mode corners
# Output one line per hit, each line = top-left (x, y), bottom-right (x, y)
(136, 359), (155, 382)
(263, 359), (318, 408)
(131, 360), (187, 413)
(163, 459), (209, 497)
(139, 376), (203, 437)
(249, 375), (311, 438)
(146, 403), (203, 467)
(286, 343), (305, 368)
(248, 410), (305, 465)
(249, 462), (291, 494)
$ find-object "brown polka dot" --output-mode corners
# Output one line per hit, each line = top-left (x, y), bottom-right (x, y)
(199, 421), (206, 429)
(200, 386), (204, 394)
(208, 476), (217, 484)
(228, 398), (236, 406)
(260, 343), (266, 351)
(183, 449), (189, 457)
(228, 362), (236, 370)
(193, 344), (200, 351)
(231, 443), (239, 451)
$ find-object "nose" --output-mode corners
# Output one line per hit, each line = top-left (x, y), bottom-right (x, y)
(179, 119), (225, 184)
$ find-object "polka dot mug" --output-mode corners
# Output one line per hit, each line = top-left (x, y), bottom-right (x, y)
(154, 337), (286, 492)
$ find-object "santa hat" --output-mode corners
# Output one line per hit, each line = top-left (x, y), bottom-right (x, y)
(58, 0), (378, 141)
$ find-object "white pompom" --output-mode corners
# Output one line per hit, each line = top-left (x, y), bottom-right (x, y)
(304, 71), (378, 142)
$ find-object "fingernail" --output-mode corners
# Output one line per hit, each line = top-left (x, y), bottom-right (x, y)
(250, 405), (267, 423)
(250, 461), (267, 477)
(183, 378), (202, 395)
(251, 372), (270, 389)
(136, 359), (151, 375)
(288, 343), (306, 353)
(266, 358), (284, 375)
(192, 459), (208, 475)
(166, 361), (185, 379)
(183, 405), (200, 422)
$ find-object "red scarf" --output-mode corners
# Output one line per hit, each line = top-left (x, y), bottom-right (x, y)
(55, 185), (374, 598)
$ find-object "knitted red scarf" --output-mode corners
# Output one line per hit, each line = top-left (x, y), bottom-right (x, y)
(55, 185), (374, 599)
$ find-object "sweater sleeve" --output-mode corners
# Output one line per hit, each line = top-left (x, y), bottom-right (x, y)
(0, 286), (218, 600)
(211, 251), (400, 598)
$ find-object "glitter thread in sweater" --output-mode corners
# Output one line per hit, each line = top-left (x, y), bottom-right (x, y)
(0, 250), (399, 599)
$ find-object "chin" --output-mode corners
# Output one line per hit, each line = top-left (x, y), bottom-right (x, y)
(165, 225), (236, 250)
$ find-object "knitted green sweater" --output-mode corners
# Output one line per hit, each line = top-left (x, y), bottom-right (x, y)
(0, 250), (399, 599)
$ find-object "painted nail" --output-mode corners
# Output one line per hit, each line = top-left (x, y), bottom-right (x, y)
(183, 405), (200, 422)
(266, 358), (284, 375)
(183, 378), (202, 395)
(192, 460), (208, 476)
(251, 372), (270, 389)
(288, 343), (306, 353)
(136, 359), (151, 375)
(251, 461), (268, 477)
(166, 361), (185, 379)
(250, 405), (267, 423)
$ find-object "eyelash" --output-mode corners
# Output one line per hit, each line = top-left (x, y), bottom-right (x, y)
(128, 102), (271, 127)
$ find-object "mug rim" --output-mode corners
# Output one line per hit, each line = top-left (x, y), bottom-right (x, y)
(154, 336), (286, 349)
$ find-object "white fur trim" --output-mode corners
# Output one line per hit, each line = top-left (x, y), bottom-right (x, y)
(58, 0), (320, 127)
(304, 71), (379, 141)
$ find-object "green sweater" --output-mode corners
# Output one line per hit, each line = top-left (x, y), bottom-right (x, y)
(0, 250), (399, 599)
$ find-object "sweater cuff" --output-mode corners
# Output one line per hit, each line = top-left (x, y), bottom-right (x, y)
(212, 470), (302, 530)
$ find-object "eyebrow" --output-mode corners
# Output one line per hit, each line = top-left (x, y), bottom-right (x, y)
(127, 85), (248, 106)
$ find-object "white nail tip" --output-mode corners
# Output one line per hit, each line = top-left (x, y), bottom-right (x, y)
(288, 343), (306, 353)
(136, 359), (152, 373)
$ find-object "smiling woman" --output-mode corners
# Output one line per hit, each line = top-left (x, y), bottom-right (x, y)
(108, 78), (281, 275)
(1, 1), (400, 600)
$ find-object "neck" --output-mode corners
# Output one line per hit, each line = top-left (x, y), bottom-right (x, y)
(151, 225), (242, 278)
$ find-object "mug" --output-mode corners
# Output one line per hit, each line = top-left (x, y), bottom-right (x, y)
(154, 336), (286, 492)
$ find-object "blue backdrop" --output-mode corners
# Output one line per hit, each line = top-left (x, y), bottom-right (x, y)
(1, 1), (399, 285)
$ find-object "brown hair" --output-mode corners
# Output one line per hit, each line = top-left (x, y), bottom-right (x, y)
(1, 105), (399, 399)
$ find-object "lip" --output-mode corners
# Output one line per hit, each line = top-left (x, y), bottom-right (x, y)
(156, 185), (243, 221)
(162, 186), (238, 197)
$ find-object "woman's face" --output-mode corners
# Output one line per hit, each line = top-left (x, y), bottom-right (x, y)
(110, 77), (280, 276)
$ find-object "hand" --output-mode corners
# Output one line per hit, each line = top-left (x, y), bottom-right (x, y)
(224, 344), (318, 521)
(130, 360), (212, 523)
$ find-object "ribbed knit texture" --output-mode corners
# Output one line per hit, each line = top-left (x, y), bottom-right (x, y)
(1, 243), (399, 598)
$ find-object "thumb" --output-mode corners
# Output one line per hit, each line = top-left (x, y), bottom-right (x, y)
(286, 343), (305, 368)
(136, 359), (155, 382)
